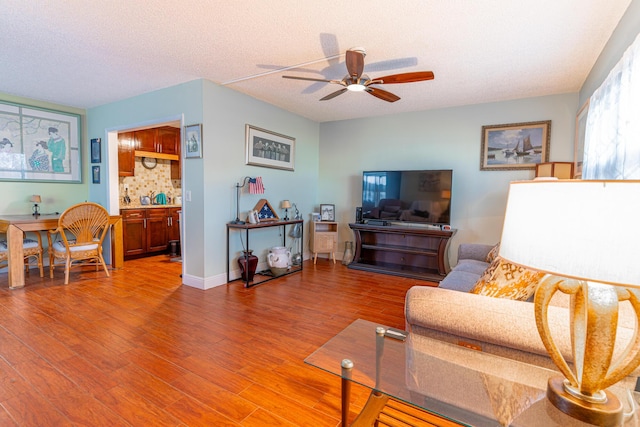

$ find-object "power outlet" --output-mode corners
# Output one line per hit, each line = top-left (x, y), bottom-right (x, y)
(185, 190), (191, 202)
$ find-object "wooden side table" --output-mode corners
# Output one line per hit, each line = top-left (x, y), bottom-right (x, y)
(310, 221), (338, 264)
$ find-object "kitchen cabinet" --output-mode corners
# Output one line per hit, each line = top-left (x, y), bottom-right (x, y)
(157, 126), (179, 155)
(135, 129), (157, 152)
(122, 208), (174, 259)
(122, 209), (147, 257)
(168, 207), (181, 242)
(118, 126), (181, 177)
(135, 127), (179, 155)
(118, 131), (136, 176)
(146, 208), (169, 253)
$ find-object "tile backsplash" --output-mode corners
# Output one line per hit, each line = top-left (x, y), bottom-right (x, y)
(119, 157), (181, 205)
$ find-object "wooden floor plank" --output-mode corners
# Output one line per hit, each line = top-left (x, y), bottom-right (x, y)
(0, 255), (429, 426)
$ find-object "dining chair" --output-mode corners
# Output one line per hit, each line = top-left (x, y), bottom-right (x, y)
(47, 202), (110, 284)
(0, 232), (45, 278)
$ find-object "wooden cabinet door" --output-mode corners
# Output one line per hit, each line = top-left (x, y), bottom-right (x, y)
(122, 210), (146, 257)
(118, 132), (135, 176)
(146, 209), (168, 253)
(157, 126), (179, 155)
(135, 129), (157, 152)
(168, 208), (181, 242)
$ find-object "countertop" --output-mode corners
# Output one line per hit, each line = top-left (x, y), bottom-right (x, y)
(120, 204), (182, 210)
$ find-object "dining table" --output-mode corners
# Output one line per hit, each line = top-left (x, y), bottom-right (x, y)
(0, 213), (123, 289)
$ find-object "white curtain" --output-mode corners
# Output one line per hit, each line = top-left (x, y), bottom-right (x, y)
(583, 32), (640, 179)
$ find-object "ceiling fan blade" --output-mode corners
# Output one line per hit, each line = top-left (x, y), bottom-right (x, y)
(345, 50), (365, 80)
(365, 87), (400, 103)
(320, 88), (348, 101)
(282, 75), (338, 83)
(370, 71), (435, 84)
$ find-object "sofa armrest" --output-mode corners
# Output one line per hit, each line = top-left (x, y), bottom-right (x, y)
(405, 286), (573, 362)
(457, 243), (494, 263)
(405, 286), (638, 366)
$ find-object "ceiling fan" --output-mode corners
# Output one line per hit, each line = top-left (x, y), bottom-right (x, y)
(282, 48), (434, 102)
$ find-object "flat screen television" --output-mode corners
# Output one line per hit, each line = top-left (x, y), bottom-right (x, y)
(361, 170), (452, 225)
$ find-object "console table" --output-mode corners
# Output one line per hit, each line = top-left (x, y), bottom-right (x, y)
(306, 319), (639, 426)
(226, 219), (303, 288)
(348, 223), (455, 282)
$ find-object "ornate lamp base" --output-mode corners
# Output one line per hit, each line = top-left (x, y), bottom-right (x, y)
(547, 377), (622, 427)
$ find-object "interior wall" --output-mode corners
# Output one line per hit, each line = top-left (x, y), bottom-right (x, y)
(201, 81), (320, 286)
(86, 79), (319, 289)
(86, 80), (204, 283)
(318, 93), (578, 264)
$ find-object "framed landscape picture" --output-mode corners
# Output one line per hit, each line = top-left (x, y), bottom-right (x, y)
(480, 120), (551, 171)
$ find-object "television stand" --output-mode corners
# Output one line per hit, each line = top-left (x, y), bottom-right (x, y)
(348, 223), (456, 282)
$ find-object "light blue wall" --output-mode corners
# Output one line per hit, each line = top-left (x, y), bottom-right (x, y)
(86, 79), (204, 279)
(200, 80), (319, 286)
(318, 93), (578, 263)
(580, 0), (640, 105)
(85, 79), (319, 288)
(0, 94), (89, 215)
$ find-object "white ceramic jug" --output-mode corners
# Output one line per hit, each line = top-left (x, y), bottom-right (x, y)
(267, 246), (291, 269)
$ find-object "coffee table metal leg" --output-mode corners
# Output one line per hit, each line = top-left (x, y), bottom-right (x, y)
(341, 359), (354, 426)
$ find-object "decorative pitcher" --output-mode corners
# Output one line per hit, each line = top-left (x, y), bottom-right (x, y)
(267, 246), (291, 276)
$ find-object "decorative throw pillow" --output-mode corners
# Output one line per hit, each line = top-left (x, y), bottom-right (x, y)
(471, 256), (544, 301)
(485, 242), (500, 263)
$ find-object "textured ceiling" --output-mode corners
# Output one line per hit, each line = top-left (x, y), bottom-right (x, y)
(0, 0), (631, 122)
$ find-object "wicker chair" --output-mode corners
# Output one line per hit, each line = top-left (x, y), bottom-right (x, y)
(0, 232), (45, 278)
(47, 202), (110, 284)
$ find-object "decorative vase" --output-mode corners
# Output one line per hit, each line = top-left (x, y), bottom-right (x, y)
(342, 241), (354, 265)
(268, 246), (292, 277)
(238, 250), (258, 281)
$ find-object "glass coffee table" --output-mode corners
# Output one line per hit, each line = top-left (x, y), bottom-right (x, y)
(305, 319), (640, 427)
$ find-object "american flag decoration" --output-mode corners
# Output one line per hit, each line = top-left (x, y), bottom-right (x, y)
(249, 177), (264, 194)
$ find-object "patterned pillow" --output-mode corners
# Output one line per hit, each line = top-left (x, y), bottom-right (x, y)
(471, 256), (544, 301)
(485, 242), (500, 263)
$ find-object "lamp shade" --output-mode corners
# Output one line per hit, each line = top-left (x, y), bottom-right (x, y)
(499, 180), (640, 288)
(281, 200), (292, 209)
(31, 195), (42, 203)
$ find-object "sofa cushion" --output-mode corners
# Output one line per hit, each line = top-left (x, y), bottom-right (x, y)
(470, 257), (544, 301)
(453, 259), (489, 276)
(439, 270), (484, 292)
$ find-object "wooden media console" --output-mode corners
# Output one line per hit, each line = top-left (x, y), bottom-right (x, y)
(348, 222), (456, 282)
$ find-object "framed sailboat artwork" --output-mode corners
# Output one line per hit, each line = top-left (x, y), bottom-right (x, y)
(480, 120), (551, 171)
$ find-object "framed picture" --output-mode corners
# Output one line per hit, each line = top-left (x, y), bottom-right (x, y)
(245, 124), (295, 171)
(184, 124), (202, 158)
(0, 100), (81, 182)
(92, 165), (100, 184)
(320, 204), (335, 221)
(480, 120), (551, 171)
(574, 100), (589, 179)
(91, 138), (101, 163)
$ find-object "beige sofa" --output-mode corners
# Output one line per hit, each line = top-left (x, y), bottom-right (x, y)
(403, 244), (639, 424)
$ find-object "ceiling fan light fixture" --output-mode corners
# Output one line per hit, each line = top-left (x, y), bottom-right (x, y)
(347, 84), (366, 92)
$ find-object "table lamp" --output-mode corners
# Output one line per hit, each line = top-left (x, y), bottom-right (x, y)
(281, 200), (292, 220)
(31, 195), (42, 216)
(499, 180), (640, 426)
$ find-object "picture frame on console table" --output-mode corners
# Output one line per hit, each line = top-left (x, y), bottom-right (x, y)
(480, 120), (551, 171)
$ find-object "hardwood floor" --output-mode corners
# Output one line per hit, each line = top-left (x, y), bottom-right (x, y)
(0, 255), (433, 426)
